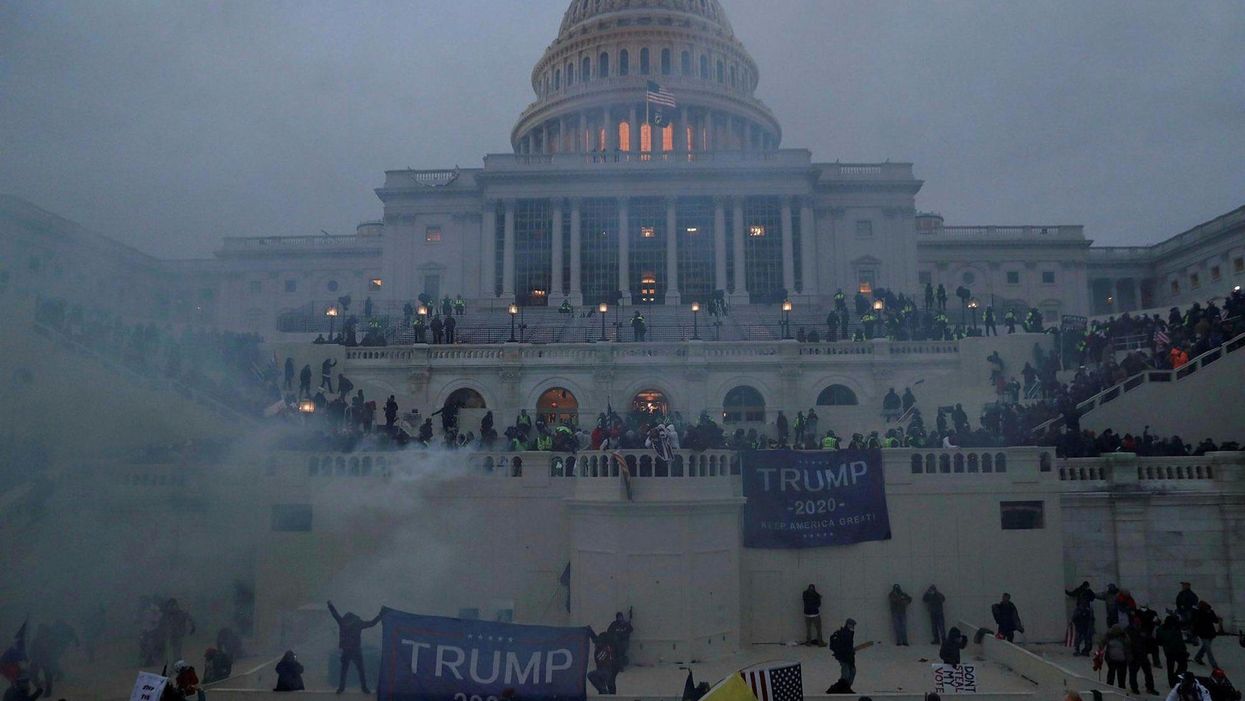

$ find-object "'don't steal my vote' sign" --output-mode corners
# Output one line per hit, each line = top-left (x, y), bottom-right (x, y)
(378, 607), (591, 701)
(741, 449), (892, 548)
(129, 672), (168, 701)
(932, 664), (978, 693)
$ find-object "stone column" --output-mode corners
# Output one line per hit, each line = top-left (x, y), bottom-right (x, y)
(781, 197), (795, 294)
(577, 112), (586, 153)
(569, 199), (583, 305)
(482, 200), (497, 298)
(732, 197), (748, 302)
(1131, 278), (1142, 312)
(543, 123), (551, 155)
(713, 197), (728, 293)
(551, 199), (564, 302)
(502, 199), (516, 300)
(674, 111), (687, 156)
(800, 200), (817, 297)
(604, 108), (616, 151)
(665, 197), (680, 304)
(628, 105), (638, 153)
(618, 198), (631, 301)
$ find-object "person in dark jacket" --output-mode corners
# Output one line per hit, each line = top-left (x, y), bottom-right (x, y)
(829, 619), (858, 692)
(923, 585), (947, 644)
(1177, 583), (1200, 641)
(384, 395), (399, 429)
(587, 631), (619, 695)
(273, 650), (305, 692)
(1128, 624), (1159, 695)
(430, 315), (444, 344)
(1071, 600), (1095, 656)
(1158, 614), (1190, 689)
(298, 364), (312, 399)
(888, 585), (912, 646)
(320, 358), (336, 393)
(939, 627), (968, 665)
(991, 593), (1023, 642)
(606, 611), (634, 671)
(1191, 601), (1221, 668)
(1205, 668), (1242, 701)
(5, 673), (44, 701)
(327, 601), (381, 694)
(1099, 583), (1121, 627)
(444, 315), (457, 344)
(1066, 581), (1096, 607)
(803, 585), (824, 645)
(202, 647), (232, 683)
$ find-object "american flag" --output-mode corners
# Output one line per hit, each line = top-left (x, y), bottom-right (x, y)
(1154, 329), (1169, 346)
(741, 662), (803, 701)
(646, 81), (677, 108)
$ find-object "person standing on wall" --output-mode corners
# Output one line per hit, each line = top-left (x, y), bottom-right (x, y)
(923, 585), (947, 645)
(888, 585), (911, 646)
(327, 601), (381, 695)
(803, 585), (825, 646)
(992, 593), (1023, 642)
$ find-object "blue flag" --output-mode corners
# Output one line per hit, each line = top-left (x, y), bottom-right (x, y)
(377, 608), (591, 701)
(741, 449), (892, 548)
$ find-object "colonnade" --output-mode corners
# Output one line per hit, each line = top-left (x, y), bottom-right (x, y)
(516, 105), (777, 156)
(481, 195), (817, 304)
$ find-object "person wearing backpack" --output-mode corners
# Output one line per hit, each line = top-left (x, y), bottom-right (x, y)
(1158, 614), (1190, 689)
(829, 619), (858, 692)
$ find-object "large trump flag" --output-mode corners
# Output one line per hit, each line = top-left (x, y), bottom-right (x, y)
(378, 608), (591, 701)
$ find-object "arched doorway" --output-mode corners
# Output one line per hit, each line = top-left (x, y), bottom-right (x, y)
(816, 384), (858, 406)
(630, 389), (669, 416)
(443, 388), (487, 435)
(537, 387), (579, 425)
(723, 385), (765, 423)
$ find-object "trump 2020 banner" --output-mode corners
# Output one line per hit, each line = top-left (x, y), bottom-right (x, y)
(741, 449), (892, 548)
(378, 607), (591, 701)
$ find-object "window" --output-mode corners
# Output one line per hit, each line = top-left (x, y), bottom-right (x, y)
(681, 50), (691, 75)
(857, 270), (876, 294)
(426, 227), (442, 242)
(816, 384), (858, 406)
(1000, 501), (1045, 530)
(285, 279), (297, 293)
(599, 52), (610, 78)
(748, 225), (766, 237)
(1235, 257), (1244, 273)
(369, 278), (383, 291)
(744, 197), (783, 301)
(640, 226), (656, 238)
(1211, 265), (1221, 281)
(961, 271), (975, 286)
(249, 280), (262, 294)
(554, 68), (561, 90)
(327, 280), (339, 292)
(1171, 279), (1180, 294)
(700, 55), (708, 79)
(566, 62), (574, 86)
(640, 47), (650, 74)
(723, 385), (765, 422)
(919, 271), (932, 285)
(716, 60), (724, 82)
(1190, 273), (1200, 289)
(855, 220), (873, 238)
(1041, 271), (1056, 284)
(661, 48), (671, 75)
(581, 56), (591, 82)
(271, 504), (312, 532)
(1007, 271), (1020, 285)
(730, 64), (736, 87)
(619, 49), (629, 76)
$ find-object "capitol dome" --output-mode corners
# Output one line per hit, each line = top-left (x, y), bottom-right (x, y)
(512, 0), (782, 155)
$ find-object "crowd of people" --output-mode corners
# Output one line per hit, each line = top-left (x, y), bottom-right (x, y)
(1064, 580), (1243, 699)
(35, 296), (278, 418)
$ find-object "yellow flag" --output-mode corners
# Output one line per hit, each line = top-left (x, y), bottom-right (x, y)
(700, 673), (759, 701)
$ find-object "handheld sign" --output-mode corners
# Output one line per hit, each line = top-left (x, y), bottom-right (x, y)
(932, 664), (977, 693)
(378, 608), (591, 701)
(129, 672), (168, 701)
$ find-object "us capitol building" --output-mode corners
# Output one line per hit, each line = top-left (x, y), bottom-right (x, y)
(2, 0), (1245, 668)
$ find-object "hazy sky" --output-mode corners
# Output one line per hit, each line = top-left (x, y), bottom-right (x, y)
(2, 0), (1242, 259)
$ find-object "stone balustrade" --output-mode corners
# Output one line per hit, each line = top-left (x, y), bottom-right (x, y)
(1056, 451), (1244, 489)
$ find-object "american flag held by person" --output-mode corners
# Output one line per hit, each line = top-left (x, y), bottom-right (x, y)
(740, 661), (803, 701)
